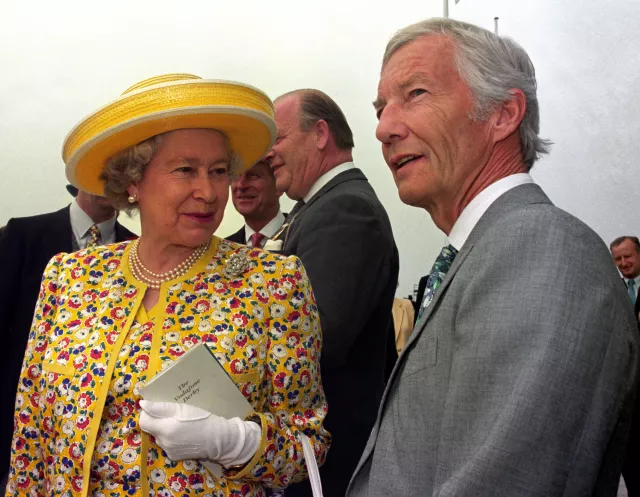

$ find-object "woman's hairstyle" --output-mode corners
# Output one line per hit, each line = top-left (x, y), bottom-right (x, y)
(100, 130), (238, 213)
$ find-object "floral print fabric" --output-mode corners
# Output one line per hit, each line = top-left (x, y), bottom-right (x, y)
(5, 238), (330, 497)
(89, 312), (153, 497)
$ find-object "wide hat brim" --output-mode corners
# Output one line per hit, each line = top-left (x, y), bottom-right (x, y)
(63, 76), (276, 196)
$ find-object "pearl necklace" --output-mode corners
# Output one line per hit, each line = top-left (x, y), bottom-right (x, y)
(129, 239), (209, 290)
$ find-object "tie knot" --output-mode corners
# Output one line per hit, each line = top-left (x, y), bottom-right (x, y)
(249, 232), (266, 248)
(629, 279), (636, 290)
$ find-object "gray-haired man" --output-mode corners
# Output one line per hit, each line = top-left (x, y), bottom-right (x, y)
(348, 18), (638, 497)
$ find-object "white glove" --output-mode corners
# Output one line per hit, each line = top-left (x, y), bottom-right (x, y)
(139, 400), (261, 468)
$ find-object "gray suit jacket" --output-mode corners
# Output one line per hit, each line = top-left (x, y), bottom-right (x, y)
(347, 183), (639, 497)
(283, 168), (399, 497)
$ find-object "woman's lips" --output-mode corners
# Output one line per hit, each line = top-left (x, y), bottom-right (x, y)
(183, 213), (214, 223)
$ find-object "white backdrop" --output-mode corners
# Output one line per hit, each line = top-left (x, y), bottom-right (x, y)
(1, 0), (638, 298)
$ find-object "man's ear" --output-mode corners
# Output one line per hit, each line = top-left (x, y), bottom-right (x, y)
(313, 119), (330, 150)
(490, 88), (526, 143)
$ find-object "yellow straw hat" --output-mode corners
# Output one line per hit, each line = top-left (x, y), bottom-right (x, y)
(63, 73), (276, 196)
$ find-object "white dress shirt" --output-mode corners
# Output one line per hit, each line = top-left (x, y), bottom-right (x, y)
(69, 199), (117, 249)
(303, 162), (356, 203)
(245, 211), (286, 247)
(448, 173), (534, 251)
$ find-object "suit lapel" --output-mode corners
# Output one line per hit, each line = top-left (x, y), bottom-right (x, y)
(350, 242), (474, 484)
(404, 243), (474, 352)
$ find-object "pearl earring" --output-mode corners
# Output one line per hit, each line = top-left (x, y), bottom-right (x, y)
(128, 194), (137, 204)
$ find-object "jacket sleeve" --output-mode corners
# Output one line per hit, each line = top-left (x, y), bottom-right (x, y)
(224, 255), (331, 489)
(5, 254), (64, 497)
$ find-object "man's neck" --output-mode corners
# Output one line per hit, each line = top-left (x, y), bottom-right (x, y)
(429, 144), (526, 234)
(299, 151), (353, 200)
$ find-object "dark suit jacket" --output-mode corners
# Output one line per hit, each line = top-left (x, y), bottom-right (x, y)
(0, 206), (135, 476)
(283, 168), (399, 497)
(225, 226), (246, 244)
(348, 184), (638, 497)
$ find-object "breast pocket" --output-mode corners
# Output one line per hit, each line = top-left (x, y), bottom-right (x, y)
(400, 331), (438, 375)
(395, 332), (438, 402)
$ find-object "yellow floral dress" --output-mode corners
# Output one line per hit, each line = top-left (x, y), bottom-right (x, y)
(6, 237), (330, 497)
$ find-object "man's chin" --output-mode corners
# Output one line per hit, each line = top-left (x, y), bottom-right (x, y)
(397, 187), (424, 208)
(233, 204), (258, 217)
(275, 181), (292, 196)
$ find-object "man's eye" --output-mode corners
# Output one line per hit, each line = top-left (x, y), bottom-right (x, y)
(211, 167), (228, 176)
(175, 166), (192, 174)
(409, 88), (427, 98)
(375, 107), (384, 120)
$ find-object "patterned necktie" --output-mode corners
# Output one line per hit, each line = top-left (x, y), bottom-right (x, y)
(86, 224), (101, 248)
(628, 279), (637, 306)
(418, 244), (458, 320)
(249, 232), (266, 248)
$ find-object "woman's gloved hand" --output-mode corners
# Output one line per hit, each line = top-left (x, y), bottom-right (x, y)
(139, 400), (261, 468)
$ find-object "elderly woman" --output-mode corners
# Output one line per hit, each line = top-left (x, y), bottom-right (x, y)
(6, 74), (329, 497)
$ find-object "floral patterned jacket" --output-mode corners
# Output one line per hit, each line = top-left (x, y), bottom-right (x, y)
(5, 238), (330, 497)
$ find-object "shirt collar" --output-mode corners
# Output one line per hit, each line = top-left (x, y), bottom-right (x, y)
(69, 199), (117, 244)
(624, 274), (640, 288)
(244, 211), (286, 241)
(303, 162), (356, 203)
(448, 173), (534, 251)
